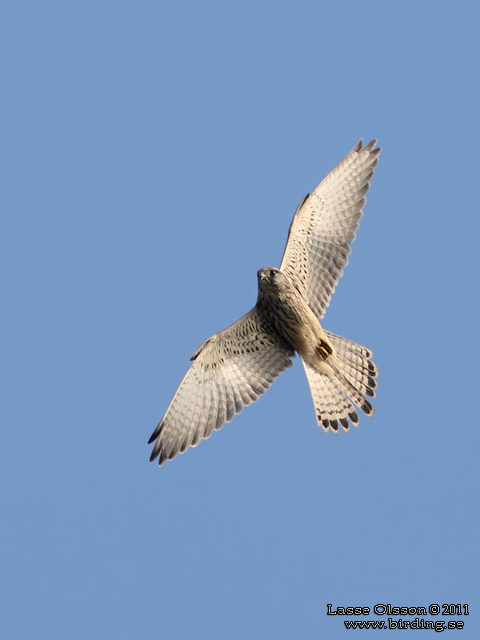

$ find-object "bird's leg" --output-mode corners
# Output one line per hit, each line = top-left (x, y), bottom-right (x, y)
(315, 338), (333, 360)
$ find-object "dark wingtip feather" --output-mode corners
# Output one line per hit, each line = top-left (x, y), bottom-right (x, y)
(149, 442), (160, 462)
(148, 419), (165, 445)
(148, 430), (158, 445)
(149, 422), (167, 463)
(364, 138), (381, 154)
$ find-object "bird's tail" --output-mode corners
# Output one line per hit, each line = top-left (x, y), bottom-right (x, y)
(301, 330), (378, 433)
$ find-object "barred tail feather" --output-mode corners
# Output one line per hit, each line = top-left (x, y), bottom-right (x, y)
(325, 330), (378, 399)
(301, 359), (360, 433)
(302, 332), (378, 433)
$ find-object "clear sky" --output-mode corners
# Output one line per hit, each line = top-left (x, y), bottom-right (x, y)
(1, 2), (479, 638)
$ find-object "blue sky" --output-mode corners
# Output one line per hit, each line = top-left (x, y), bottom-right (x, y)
(1, 2), (479, 638)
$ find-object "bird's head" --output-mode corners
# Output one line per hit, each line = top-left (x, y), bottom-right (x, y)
(257, 267), (284, 293)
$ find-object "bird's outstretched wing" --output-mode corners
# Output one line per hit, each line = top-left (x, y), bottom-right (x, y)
(279, 139), (381, 319)
(149, 308), (294, 465)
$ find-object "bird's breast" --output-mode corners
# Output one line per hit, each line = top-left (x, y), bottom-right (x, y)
(257, 284), (323, 356)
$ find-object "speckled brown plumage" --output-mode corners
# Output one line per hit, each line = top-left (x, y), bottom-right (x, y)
(149, 140), (380, 465)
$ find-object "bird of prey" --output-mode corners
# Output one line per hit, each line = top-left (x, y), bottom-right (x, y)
(149, 139), (380, 465)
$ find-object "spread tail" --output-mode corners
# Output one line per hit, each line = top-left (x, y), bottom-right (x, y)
(302, 331), (378, 433)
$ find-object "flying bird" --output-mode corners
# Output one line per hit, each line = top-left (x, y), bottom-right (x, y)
(149, 140), (381, 465)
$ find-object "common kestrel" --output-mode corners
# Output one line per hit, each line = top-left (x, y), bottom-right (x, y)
(149, 140), (380, 465)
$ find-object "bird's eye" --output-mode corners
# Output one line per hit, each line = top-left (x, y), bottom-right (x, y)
(270, 269), (276, 277)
